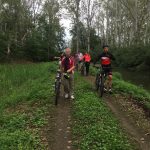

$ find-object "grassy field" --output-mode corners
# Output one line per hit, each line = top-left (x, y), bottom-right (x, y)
(0, 63), (56, 149)
(0, 62), (150, 149)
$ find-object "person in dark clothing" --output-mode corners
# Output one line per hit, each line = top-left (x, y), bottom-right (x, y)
(94, 45), (115, 92)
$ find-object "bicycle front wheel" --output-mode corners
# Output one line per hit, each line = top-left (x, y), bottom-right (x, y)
(98, 75), (104, 97)
(55, 81), (60, 105)
(95, 74), (100, 91)
(81, 66), (84, 75)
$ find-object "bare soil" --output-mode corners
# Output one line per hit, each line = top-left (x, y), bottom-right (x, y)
(46, 97), (73, 150)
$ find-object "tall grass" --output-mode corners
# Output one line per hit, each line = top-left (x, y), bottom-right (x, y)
(0, 63), (51, 96)
(0, 62), (57, 111)
(0, 62), (57, 149)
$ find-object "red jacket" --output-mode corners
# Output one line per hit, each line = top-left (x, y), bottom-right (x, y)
(61, 56), (75, 73)
(83, 54), (91, 62)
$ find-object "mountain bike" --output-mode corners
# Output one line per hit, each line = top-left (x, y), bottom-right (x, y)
(54, 57), (62, 106)
(54, 69), (62, 105)
(95, 66), (110, 97)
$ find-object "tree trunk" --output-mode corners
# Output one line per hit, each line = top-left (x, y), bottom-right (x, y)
(76, 0), (80, 53)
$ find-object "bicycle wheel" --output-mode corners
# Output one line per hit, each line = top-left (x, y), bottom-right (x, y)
(81, 65), (84, 75)
(55, 81), (60, 105)
(99, 75), (104, 97)
(84, 66), (86, 76)
(95, 73), (100, 91)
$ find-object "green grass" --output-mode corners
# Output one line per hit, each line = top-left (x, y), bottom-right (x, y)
(1, 62), (149, 149)
(90, 67), (150, 109)
(73, 75), (133, 150)
(113, 72), (150, 110)
(113, 72), (150, 99)
(0, 62), (56, 149)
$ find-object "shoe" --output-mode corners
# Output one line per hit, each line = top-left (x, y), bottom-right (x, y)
(104, 87), (107, 92)
(109, 88), (112, 94)
(71, 95), (75, 100)
(65, 94), (69, 99)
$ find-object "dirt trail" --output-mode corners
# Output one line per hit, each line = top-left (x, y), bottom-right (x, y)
(86, 76), (150, 150)
(47, 97), (73, 150)
(105, 95), (150, 150)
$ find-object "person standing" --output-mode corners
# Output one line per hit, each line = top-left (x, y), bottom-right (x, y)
(83, 52), (91, 76)
(61, 48), (75, 99)
(77, 52), (83, 71)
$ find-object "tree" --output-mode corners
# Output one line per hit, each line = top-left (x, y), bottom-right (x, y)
(63, 0), (81, 52)
(81, 0), (99, 52)
(0, 0), (65, 62)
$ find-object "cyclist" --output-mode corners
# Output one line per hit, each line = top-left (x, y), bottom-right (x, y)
(83, 52), (91, 76)
(61, 48), (75, 99)
(94, 45), (115, 93)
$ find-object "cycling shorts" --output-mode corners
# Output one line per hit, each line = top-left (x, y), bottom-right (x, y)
(102, 66), (112, 75)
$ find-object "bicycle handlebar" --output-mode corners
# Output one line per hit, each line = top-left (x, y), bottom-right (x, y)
(54, 57), (61, 60)
(93, 65), (111, 70)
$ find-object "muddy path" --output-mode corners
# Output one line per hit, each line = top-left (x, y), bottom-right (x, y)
(86, 76), (150, 150)
(104, 95), (150, 150)
(46, 97), (73, 150)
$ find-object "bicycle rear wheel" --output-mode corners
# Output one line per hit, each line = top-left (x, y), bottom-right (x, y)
(99, 75), (104, 97)
(81, 65), (84, 75)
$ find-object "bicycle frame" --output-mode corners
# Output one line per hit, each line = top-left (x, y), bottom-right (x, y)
(95, 66), (109, 97)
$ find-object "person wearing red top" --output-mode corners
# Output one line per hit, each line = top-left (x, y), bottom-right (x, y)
(61, 48), (75, 99)
(83, 52), (91, 76)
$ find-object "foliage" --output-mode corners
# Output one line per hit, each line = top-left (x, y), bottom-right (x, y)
(0, 0), (65, 62)
(111, 45), (150, 69)
(113, 72), (150, 108)
(67, 0), (150, 71)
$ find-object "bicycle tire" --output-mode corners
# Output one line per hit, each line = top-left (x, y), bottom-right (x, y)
(81, 65), (84, 75)
(84, 66), (86, 76)
(95, 74), (100, 91)
(99, 75), (104, 97)
(55, 81), (60, 105)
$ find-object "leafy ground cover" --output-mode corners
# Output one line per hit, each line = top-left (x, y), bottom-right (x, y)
(72, 75), (134, 150)
(0, 63), (56, 149)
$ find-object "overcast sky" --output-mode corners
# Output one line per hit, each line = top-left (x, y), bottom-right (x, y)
(59, 7), (72, 42)
(60, 18), (72, 41)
